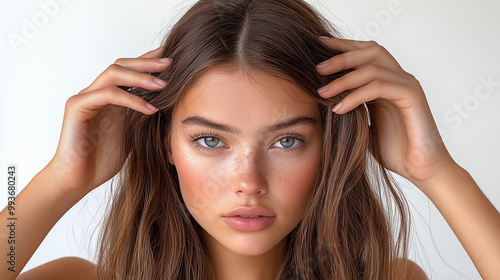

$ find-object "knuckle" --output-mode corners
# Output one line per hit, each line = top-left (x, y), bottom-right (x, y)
(370, 79), (386, 89)
(105, 64), (122, 75)
(405, 72), (417, 80)
(330, 80), (343, 93)
(334, 55), (349, 70)
(113, 58), (127, 65)
(370, 44), (387, 55)
(364, 64), (379, 76)
(106, 86), (135, 104)
(103, 86), (121, 98)
(121, 91), (136, 103)
(104, 90), (120, 105)
(65, 94), (80, 110)
(334, 76), (349, 90)
(410, 77), (422, 89)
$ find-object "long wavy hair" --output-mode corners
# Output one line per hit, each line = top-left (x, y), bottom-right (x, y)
(95, 0), (410, 279)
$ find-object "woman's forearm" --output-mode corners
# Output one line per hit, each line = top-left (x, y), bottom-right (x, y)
(0, 166), (86, 280)
(417, 164), (500, 280)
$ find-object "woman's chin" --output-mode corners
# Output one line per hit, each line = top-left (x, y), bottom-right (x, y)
(205, 230), (286, 257)
(225, 242), (277, 256)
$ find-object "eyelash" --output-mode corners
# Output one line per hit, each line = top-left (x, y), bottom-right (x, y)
(271, 133), (306, 153)
(188, 132), (307, 153)
(189, 132), (225, 153)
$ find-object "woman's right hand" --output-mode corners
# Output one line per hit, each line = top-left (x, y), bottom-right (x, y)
(46, 47), (172, 196)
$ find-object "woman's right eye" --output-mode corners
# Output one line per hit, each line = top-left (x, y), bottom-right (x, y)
(197, 137), (224, 148)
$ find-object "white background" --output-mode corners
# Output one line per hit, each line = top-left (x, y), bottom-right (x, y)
(1, 0), (499, 278)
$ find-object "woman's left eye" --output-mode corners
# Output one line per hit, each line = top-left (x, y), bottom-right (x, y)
(273, 137), (301, 149)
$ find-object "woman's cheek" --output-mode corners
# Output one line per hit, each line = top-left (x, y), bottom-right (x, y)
(270, 152), (320, 216)
(173, 145), (230, 215)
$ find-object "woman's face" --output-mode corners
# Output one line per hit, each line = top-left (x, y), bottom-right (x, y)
(169, 67), (322, 256)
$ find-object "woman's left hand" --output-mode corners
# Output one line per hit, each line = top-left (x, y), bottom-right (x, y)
(316, 37), (456, 190)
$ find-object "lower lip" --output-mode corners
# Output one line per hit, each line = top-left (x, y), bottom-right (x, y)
(222, 216), (276, 232)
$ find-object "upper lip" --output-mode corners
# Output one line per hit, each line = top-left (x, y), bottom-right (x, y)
(223, 206), (276, 217)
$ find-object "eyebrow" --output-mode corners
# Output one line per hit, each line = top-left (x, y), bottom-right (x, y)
(181, 115), (317, 135)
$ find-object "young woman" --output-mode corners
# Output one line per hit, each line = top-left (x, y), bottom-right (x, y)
(2, 0), (499, 279)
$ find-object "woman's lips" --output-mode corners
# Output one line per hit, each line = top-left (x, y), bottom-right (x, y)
(222, 216), (276, 232)
(222, 206), (276, 232)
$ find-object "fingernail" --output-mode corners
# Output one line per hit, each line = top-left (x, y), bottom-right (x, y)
(145, 102), (158, 112)
(316, 60), (329, 69)
(317, 85), (329, 94)
(332, 102), (342, 113)
(159, 58), (172, 64)
(154, 77), (167, 87)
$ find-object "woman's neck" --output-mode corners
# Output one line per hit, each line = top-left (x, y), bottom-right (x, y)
(203, 231), (287, 280)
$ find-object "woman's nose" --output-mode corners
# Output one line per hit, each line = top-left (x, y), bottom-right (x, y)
(232, 151), (268, 197)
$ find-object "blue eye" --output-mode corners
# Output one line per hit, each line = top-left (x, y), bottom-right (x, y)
(198, 137), (223, 148)
(274, 137), (300, 149)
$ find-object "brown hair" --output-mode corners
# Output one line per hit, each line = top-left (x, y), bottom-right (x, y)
(96, 0), (410, 279)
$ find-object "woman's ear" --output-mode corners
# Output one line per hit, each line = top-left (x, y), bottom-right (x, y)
(167, 151), (175, 165)
(165, 136), (175, 165)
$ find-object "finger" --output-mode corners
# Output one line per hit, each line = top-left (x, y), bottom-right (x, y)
(319, 36), (376, 52)
(114, 57), (172, 73)
(331, 80), (410, 114)
(68, 87), (158, 121)
(316, 43), (405, 75)
(82, 64), (168, 94)
(139, 46), (165, 58)
(318, 64), (409, 98)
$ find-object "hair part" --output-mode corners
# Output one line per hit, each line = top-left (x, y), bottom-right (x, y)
(96, 0), (410, 279)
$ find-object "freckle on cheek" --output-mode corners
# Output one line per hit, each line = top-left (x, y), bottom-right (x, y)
(180, 167), (228, 212)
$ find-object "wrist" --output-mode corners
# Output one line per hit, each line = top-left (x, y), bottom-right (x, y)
(38, 163), (89, 202)
(412, 162), (470, 198)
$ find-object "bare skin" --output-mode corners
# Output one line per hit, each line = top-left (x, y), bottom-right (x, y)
(0, 47), (170, 280)
(316, 37), (500, 279)
(168, 68), (323, 280)
(1, 37), (498, 280)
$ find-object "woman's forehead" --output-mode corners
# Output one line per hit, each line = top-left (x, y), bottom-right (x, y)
(172, 67), (320, 132)
(178, 67), (317, 109)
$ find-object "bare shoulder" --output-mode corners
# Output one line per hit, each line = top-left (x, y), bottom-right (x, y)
(393, 258), (429, 280)
(17, 257), (96, 280)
